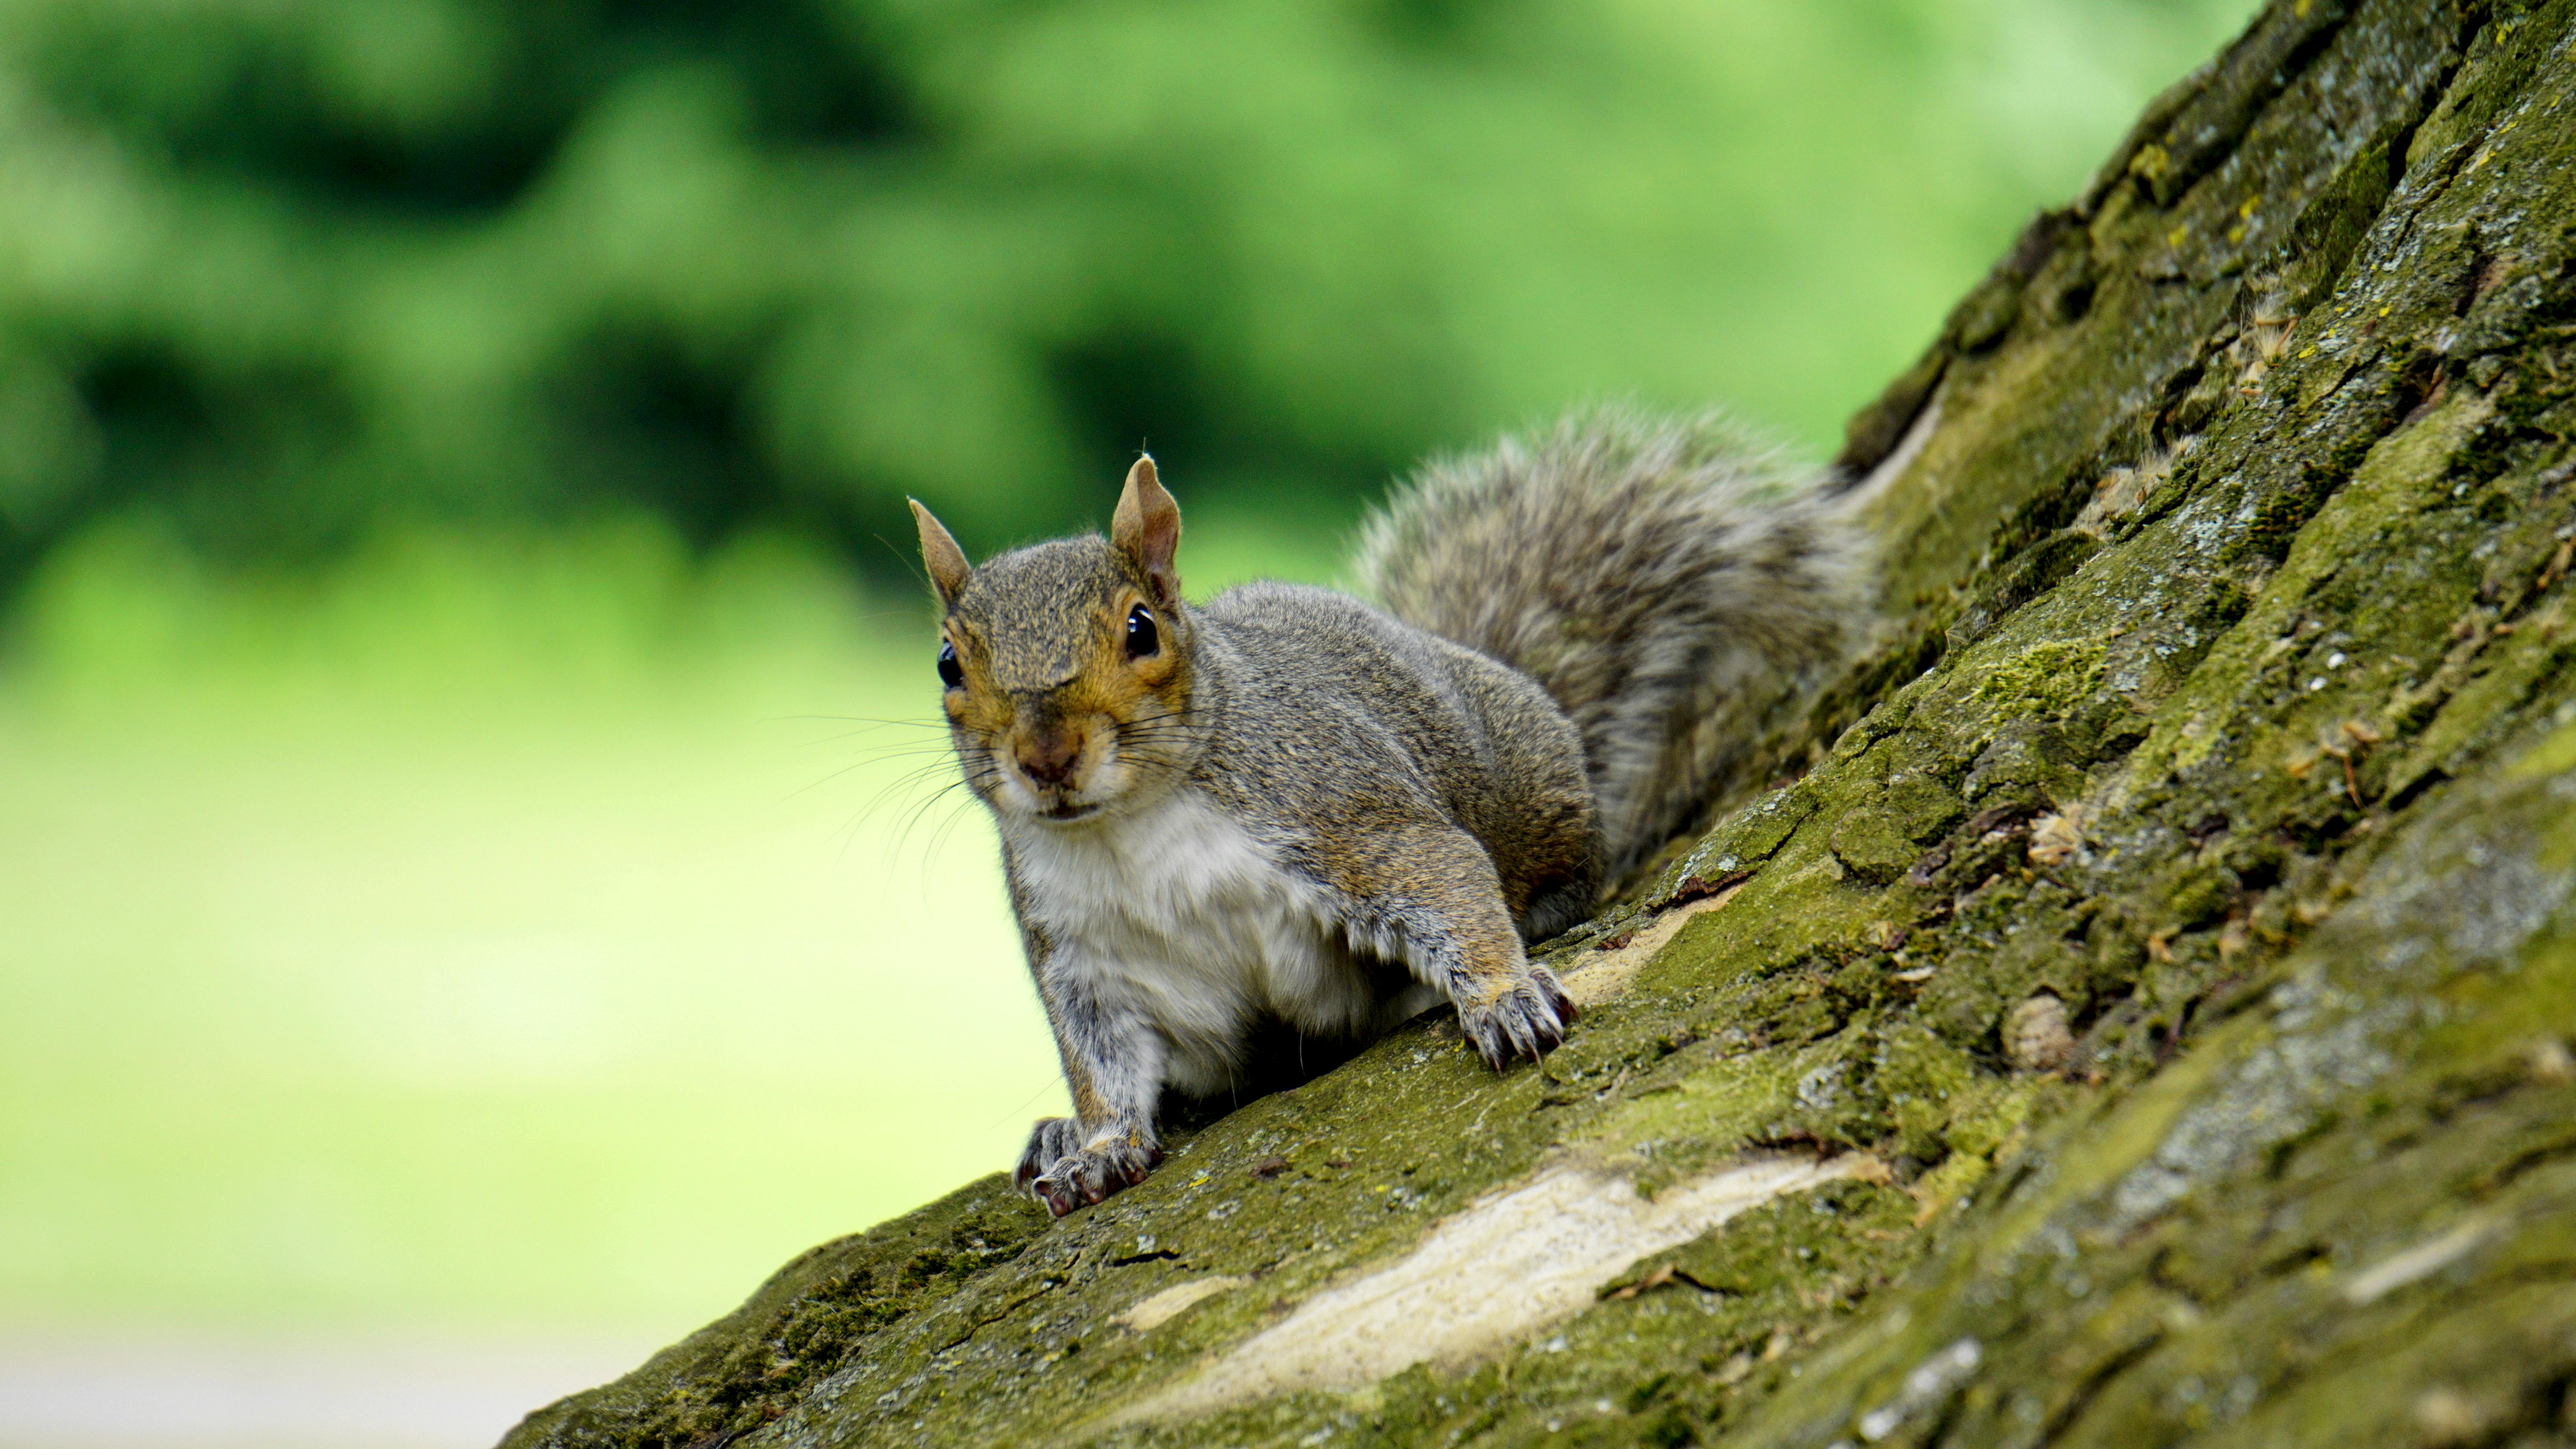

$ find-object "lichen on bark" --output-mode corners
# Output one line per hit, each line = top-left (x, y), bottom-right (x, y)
(502, 3), (2576, 1445)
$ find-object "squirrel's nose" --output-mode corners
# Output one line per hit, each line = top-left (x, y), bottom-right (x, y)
(1017, 731), (1082, 788)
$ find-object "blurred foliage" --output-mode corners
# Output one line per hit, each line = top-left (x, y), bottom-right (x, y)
(0, 0), (2256, 589)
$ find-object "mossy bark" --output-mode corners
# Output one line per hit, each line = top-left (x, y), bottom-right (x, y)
(503, 4), (2576, 1446)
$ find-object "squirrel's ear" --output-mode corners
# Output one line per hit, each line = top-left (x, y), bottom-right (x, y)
(909, 499), (972, 608)
(1111, 455), (1182, 600)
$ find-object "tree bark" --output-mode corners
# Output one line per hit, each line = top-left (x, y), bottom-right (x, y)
(503, 3), (2576, 1445)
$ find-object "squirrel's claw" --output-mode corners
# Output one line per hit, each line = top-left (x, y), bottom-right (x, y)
(1013, 1116), (1082, 1197)
(1462, 965), (1578, 1071)
(1016, 1119), (1162, 1218)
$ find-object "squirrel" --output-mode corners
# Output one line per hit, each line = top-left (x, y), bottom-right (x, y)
(908, 407), (1865, 1217)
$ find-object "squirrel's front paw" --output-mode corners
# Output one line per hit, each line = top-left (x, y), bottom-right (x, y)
(1460, 964), (1579, 1070)
(1013, 1117), (1161, 1218)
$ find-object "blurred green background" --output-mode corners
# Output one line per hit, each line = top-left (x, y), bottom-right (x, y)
(0, 0), (2254, 1437)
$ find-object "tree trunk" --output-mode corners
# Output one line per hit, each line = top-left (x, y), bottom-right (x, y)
(503, 3), (2576, 1445)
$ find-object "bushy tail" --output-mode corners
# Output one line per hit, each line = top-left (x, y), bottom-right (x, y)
(1352, 406), (1867, 879)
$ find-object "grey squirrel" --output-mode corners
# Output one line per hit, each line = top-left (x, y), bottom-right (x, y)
(909, 408), (1863, 1216)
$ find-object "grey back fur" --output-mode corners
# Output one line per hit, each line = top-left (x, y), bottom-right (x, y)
(1351, 406), (1865, 879)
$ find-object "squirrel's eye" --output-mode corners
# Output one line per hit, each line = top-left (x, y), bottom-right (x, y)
(1125, 605), (1160, 659)
(937, 640), (963, 689)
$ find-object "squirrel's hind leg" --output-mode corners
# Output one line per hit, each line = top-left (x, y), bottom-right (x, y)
(1327, 826), (1578, 1071)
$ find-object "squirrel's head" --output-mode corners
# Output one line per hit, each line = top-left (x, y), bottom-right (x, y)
(911, 458), (1197, 825)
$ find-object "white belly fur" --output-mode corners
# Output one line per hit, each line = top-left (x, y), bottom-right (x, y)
(1005, 788), (1436, 1095)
